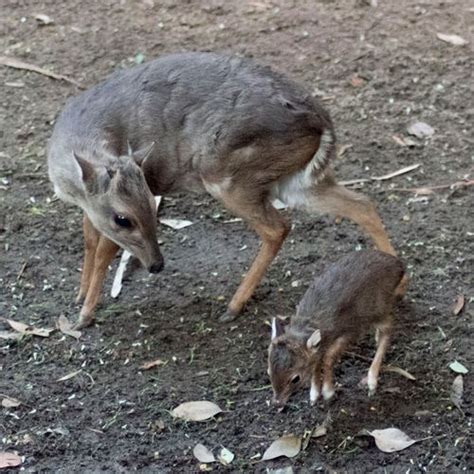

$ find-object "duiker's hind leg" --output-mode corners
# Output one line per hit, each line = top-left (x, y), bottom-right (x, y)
(217, 190), (290, 322)
(76, 235), (119, 329)
(76, 214), (100, 303)
(308, 175), (396, 256)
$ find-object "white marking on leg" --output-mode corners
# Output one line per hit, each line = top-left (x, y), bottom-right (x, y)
(322, 382), (335, 401)
(367, 369), (378, 396)
(310, 377), (319, 405)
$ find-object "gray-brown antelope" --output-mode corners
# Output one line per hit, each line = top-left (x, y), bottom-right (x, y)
(268, 250), (405, 410)
(48, 52), (400, 329)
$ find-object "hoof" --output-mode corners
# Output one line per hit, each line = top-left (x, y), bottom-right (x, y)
(73, 315), (94, 330)
(218, 308), (239, 323)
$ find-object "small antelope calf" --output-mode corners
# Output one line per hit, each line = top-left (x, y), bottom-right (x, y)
(48, 52), (400, 329)
(268, 250), (405, 410)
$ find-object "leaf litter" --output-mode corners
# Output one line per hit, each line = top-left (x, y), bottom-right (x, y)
(171, 401), (222, 422)
(57, 315), (81, 339)
(367, 428), (418, 453)
(0, 452), (22, 468)
(449, 361), (468, 374)
(193, 443), (215, 463)
(452, 295), (465, 315)
(4, 319), (54, 338)
(1, 396), (21, 408)
(217, 447), (234, 465)
(451, 375), (463, 409)
(262, 434), (302, 461)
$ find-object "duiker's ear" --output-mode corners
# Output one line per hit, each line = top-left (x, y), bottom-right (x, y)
(306, 329), (321, 351)
(73, 151), (112, 193)
(130, 141), (155, 167)
(73, 152), (96, 184)
(271, 317), (285, 340)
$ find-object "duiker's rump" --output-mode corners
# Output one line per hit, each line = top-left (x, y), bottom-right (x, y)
(48, 52), (399, 328)
(268, 250), (405, 410)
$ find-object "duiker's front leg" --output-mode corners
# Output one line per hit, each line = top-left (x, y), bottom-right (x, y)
(76, 235), (119, 329)
(76, 213), (100, 303)
(366, 322), (391, 396)
(321, 337), (348, 400)
(310, 354), (323, 405)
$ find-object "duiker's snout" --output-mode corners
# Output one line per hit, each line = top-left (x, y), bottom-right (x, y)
(272, 396), (287, 412)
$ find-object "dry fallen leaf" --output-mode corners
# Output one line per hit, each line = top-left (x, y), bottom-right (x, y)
(436, 33), (468, 46)
(407, 122), (434, 139)
(262, 435), (302, 461)
(383, 365), (416, 381)
(451, 375), (463, 409)
(449, 361), (468, 374)
(6, 319), (54, 338)
(1, 396), (21, 408)
(34, 14), (54, 25)
(193, 443), (215, 463)
(0, 452), (22, 468)
(172, 401), (222, 422)
(452, 295), (465, 315)
(368, 428), (417, 453)
(0, 331), (20, 341)
(392, 134), (407, 147)
(159, 218), (193, 230)
(140, 359), (166, 370)
(350, 74), (365, 87)
(217, 447), (234, 465)
(57, 315), (81, 339)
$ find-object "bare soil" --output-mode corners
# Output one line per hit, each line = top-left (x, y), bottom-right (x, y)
(1, 0), (472, 472)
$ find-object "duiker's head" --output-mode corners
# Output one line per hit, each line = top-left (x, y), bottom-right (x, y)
(267, 318), (321, 409)
(74, 143), (163, 273)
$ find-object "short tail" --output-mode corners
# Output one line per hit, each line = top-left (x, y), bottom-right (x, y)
(308, 127), (337, 179)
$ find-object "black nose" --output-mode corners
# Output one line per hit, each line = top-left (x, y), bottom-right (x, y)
(148, 260), (164, 274)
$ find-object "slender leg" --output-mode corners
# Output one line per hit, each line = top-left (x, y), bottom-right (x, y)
(308, 175), (396, 256)
(321, 337), (348, 400)
(76, 235), (119, 329)
(76, 213), (100, 303)
(366, 323), (391, 396)
(217, 191), (290, 322)
(310, 353), (324, 405)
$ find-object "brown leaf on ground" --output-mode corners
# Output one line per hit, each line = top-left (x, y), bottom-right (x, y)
(451, 375), (463, 409)
(171, 401), (222, 422)
(5, 319), (54, 338)
(262, 435), (302, 461)
(383, 365), (416, 381)
(57, 315), (82, 339)
(368, 428), (417, 452)
(1, 396), (21, 408)
(350, 74), (365, 87)
(436, 33), (468, 46)
(0, 452), (22, 468)
(452, 295), (465, 315)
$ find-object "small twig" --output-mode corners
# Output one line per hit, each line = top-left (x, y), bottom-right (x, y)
(0, 56), (85, 89)
(16, 261), (27, 281)
(340, 164), (421, 186)
(391, 179), (474, 195)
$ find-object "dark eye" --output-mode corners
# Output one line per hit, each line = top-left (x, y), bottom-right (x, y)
(291, 375), (301, 385)
(114, 214), (132, 228)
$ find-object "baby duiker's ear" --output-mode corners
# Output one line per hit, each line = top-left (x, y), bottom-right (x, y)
(271, 317), (285, 340)
(306, 329), (321, 351)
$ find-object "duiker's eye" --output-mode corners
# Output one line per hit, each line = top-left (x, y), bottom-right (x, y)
(114, 214), (133, 228)
(291, 375), (301, 384)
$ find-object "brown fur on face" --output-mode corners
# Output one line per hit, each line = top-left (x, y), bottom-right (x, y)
(268, 334), (315, 407)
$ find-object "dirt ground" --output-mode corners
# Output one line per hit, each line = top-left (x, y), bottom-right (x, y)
(1, 0), (472, 472)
